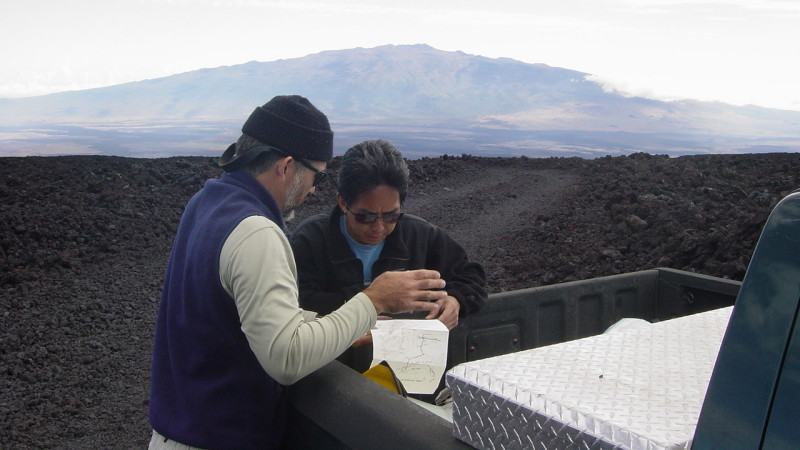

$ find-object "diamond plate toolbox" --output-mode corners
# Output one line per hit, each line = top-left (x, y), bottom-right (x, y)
(446, 307), (732, 449)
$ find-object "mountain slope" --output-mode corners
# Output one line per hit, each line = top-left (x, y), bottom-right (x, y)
(1, 44), (799, 157)
(0, 44), (603, 122)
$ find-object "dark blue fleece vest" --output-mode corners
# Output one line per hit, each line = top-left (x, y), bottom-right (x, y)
(149, 171), (287, 449)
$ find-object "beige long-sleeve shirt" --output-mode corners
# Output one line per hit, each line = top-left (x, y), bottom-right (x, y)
(219, 215), (377, 385)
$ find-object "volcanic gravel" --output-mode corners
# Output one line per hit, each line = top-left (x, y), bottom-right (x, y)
(2, 152), (800, 448)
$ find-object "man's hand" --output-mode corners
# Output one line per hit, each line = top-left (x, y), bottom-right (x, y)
(363, 269), (446, 315)
(426, 295), (460, 330)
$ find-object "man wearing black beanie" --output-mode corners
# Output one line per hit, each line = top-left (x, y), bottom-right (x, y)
(148, 95), (447, 449)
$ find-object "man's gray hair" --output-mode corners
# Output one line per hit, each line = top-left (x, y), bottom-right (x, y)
(235, 134), (305, 178)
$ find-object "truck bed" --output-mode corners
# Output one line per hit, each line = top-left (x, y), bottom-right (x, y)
(283, 267), (740, 449)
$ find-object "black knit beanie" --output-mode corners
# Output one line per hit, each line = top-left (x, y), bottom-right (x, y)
(241, 95), (333, 162)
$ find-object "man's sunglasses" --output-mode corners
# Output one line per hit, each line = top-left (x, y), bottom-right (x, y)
(346, 205), (404, 224)
(293, 157), (327, 187)
(219, 144), (327, 188)
(266, 147), (327, 187)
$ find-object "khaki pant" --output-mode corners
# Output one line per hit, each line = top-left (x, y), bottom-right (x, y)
(148, 430), (205, 450)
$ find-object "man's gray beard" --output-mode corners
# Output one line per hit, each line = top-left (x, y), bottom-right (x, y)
(282, 172), (307, 215)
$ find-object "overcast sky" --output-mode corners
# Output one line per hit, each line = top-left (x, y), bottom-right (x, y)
(2, 0), (799, 111)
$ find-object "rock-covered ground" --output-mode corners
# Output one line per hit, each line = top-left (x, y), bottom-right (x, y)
(2, 152), (799, 448)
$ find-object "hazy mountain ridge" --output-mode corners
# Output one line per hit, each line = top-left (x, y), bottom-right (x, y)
(0, 45), (598, 122)
(1, 44), (799, 158)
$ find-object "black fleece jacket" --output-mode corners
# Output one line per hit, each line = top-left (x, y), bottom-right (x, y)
(289, 206), (487, 317)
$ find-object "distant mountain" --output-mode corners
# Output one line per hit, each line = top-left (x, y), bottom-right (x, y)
(1, 44), (799, 158)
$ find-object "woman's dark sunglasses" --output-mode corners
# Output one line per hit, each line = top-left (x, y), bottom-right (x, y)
(346, 205), (404, 224)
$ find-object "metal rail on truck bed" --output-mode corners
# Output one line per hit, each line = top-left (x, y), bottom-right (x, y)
(448, 267), (739, 366)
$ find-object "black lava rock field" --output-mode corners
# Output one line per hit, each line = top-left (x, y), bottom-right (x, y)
(2, 152), (799, 448)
